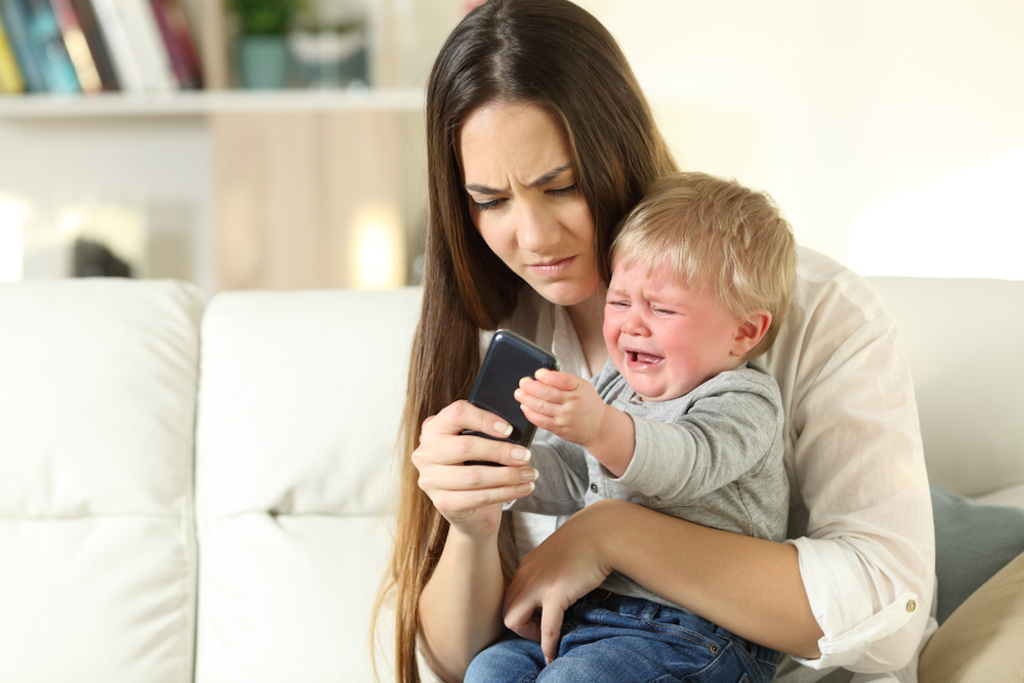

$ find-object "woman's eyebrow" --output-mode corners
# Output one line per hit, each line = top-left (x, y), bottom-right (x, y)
(464, 164), (573, 195)
(529, 163), (573, 187)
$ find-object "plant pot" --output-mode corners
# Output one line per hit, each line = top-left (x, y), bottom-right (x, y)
(290, 29), (367, 89)
(237, 35), (290, 89)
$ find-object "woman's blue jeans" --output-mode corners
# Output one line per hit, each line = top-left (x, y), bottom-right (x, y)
(465, 590), (780, 683)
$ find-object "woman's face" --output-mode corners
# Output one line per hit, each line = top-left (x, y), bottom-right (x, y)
(459, 101), (601, 308)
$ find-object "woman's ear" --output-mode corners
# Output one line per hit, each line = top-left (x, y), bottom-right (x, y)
(731, 310), (771, 357)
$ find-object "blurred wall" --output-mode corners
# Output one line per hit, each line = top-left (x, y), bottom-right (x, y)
(575, 0), (1024, 277)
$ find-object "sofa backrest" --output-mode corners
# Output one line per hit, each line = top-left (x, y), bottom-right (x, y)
(192, 287), (422, 683)
(867, 276), (1024, 498)
(0, 279), (203, 683)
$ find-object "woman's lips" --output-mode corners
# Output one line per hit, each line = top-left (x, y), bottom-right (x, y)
(527, 255), (576, 277)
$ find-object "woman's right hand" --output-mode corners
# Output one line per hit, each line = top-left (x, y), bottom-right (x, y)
(414, 400), (538, 681)
(412, 399), (538, 539)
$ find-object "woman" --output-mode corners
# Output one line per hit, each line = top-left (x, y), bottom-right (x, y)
(380, 2), (934, 682)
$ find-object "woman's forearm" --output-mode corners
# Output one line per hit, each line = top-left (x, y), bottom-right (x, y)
(590, 499), (824, 659)
(418, 527), (507, 682)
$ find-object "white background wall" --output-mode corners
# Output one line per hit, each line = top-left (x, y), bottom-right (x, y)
(2, 0), (1022, 292)
(577, 0), (1024, 278)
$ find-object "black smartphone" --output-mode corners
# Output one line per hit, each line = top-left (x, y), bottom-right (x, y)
(462, 329), (559, 455)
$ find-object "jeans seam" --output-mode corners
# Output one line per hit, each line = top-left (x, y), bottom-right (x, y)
(728, 637), (771, 683)
(639, 612), (720, 652)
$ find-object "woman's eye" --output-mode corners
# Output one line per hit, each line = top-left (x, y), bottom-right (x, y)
(472, 198), (502, 211)
(548, 183), (578, 197)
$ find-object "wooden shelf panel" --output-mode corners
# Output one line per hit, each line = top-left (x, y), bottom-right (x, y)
(211, 109), (418, 290)
(0, 88), (424, 119)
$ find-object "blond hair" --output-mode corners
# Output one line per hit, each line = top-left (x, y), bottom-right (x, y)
(611, 172), (796, 359)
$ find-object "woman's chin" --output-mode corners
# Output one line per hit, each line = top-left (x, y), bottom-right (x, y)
(528, 276), (601, 309)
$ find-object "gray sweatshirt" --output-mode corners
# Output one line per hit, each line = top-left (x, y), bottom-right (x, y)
(509, 359), (789, 609)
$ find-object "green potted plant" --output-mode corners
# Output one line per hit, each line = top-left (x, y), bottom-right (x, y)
(226, 0), (307, 89)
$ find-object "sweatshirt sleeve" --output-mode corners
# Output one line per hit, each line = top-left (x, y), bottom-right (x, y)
(613, 370), (782, 506)
(504, 436), (587, 517)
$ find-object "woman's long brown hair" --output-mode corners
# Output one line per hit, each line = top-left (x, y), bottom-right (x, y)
(375, 2), (676, 681)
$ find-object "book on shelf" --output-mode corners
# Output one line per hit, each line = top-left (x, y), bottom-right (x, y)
(66, 0), (119, 90)
(89, 0), (144, 91)
(149, 0), (200, 89)
(0, 0), (58, 90)
(0, 9), (26, 92)
(49, 0), (103, 92)
(111, 0), (177, 92)
(22, 0), (81, 92)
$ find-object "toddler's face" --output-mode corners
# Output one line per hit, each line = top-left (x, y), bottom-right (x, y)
(603, 260), (747, 402)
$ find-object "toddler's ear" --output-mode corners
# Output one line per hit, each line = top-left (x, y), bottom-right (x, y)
(732, 310), (771, 356)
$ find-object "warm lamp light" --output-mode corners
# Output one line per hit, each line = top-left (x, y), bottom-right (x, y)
(351, 206), (405, 290)
(0, 195), (26, 282)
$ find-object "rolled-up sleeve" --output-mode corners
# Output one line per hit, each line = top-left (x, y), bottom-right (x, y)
(789, 538), (927, 670)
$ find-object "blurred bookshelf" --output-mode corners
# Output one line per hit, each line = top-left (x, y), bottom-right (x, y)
(0, 0), (430, 113)
(0, 0), (444, 292)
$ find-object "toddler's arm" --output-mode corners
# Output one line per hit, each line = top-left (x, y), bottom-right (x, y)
(516, 369), (634, 477)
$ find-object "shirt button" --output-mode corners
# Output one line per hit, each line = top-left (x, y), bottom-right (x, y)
(906, 599), (917, 613)
(590, 483), (599, 493)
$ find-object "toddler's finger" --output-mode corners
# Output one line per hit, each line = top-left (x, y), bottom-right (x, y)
(518, 376), (565, 404)
(534, 368), (579, 390)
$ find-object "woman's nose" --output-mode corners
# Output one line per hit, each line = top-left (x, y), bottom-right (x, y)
(516, 202), (559, 253)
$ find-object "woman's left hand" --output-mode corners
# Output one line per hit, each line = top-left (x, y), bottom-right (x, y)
(502, 500), (617, 664)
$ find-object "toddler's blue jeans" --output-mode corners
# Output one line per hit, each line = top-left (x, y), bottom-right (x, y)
(465, 590), (780, 683)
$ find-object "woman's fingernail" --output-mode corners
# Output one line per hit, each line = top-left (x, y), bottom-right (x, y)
(520, 467), (538, 482)
(511, 447), (531, 462)
(517, 482), (535, 495)
(535, 368), (550, 379)
(519, 377), (529, 388)
(496, 421), (513, 436)
(514, 389), (524, 401)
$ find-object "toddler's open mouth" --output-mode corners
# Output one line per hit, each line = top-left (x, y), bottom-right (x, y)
(628, 351), (662, 365)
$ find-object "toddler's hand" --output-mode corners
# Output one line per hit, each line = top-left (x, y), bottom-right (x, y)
(515, 369), (606, 449)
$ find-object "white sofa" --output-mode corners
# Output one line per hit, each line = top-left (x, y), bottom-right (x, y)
(1, 275), (1022, 683)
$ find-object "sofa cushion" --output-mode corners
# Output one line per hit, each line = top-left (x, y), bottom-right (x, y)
(919, 549), (1024, 682)
(0, 279), (203, 683)
(193, 287), (421, 683)
(931, 485), (1024, 624)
